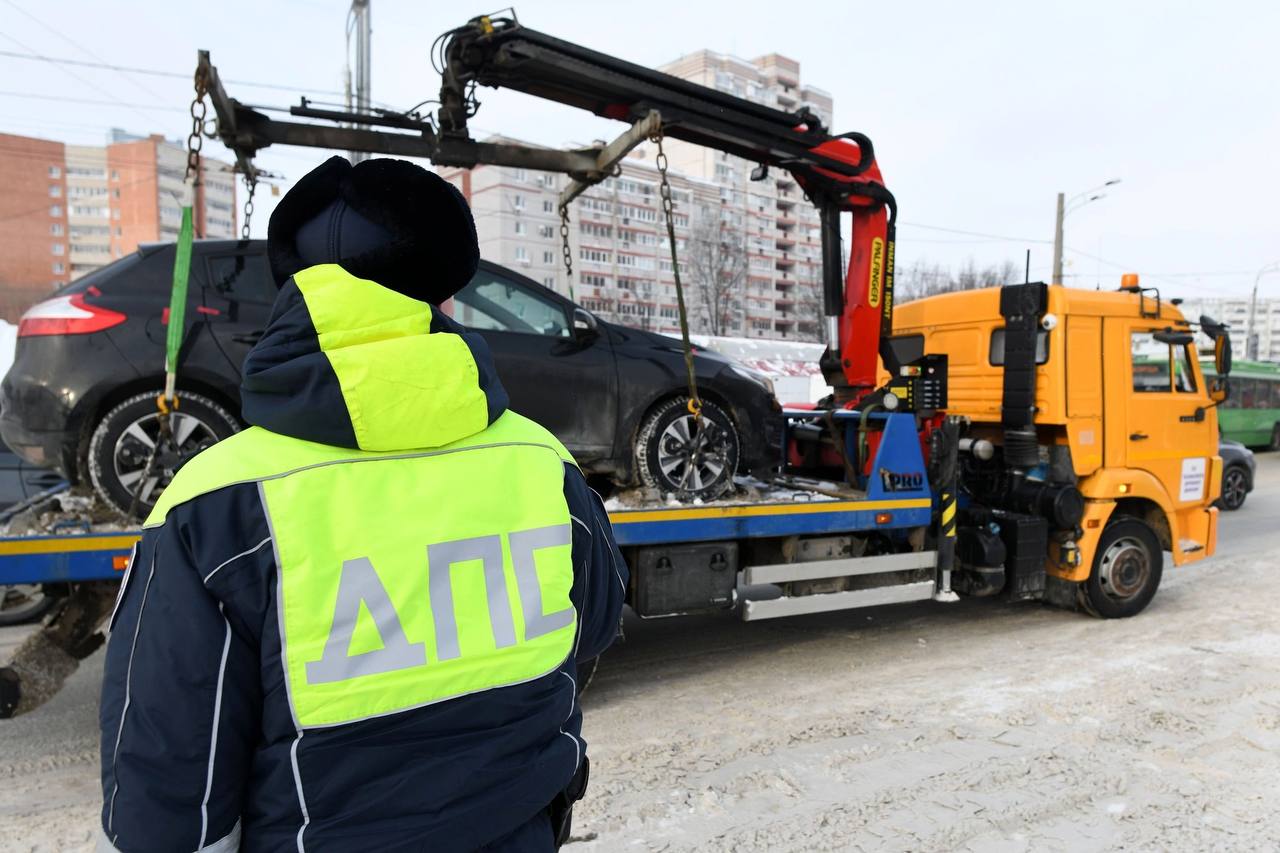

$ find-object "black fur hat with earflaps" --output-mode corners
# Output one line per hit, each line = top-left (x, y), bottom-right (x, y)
(267, 156), (478, 304)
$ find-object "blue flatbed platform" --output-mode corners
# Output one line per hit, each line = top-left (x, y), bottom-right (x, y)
(0, 494), (932, 585)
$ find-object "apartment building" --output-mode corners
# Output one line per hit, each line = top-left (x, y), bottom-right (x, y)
(441, 49), (832, 340)
(442, 142), (723, 336)
(657, 50), (833, 339)
(1178, 296), (1280, 363)
(0, 130), (236, 321)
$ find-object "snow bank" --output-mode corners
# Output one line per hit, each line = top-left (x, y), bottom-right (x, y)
(0, 320), (16, 381)
(691, 334), (833, 405)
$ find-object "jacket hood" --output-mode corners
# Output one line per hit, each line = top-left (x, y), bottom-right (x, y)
(240, 263), (508, 451)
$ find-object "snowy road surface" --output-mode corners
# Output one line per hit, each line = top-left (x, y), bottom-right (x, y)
(2, 455), (1278, 852)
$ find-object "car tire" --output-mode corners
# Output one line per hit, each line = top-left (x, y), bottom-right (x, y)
(1078, 518), (1163, 619)
(1271, 423), (1280, 452)
(1219, 465), (1250, 511)
(88, 391), (240, 518)
(635, 396), (739, 501)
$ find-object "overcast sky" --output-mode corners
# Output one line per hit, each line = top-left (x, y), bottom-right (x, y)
(3, 0), (1277, 301)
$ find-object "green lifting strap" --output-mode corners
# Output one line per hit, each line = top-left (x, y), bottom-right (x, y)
(163, 186), (196, 401)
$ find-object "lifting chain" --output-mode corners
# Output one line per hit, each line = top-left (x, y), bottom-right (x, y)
(185, 68), (208, 186)
(241, 173), (258, 239)
(651, 124), (703, 422)
(558, 201), (574, 301)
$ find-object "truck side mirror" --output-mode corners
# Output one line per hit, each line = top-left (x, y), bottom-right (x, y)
(1213, 332), (1232, 376)
(1209, 376), (1229, 404)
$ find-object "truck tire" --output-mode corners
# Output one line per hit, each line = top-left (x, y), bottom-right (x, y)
(635, 396), (739, 501)
(0, 584), (58, 627)
(1270, 423), (1280, 452)
(88, 391), (240, 518)
(1078, 518), (1163, 618)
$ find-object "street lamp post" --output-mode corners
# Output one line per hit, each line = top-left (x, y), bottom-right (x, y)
(1052, 179), (1121, 285)
(1247, 260), (1280, 360)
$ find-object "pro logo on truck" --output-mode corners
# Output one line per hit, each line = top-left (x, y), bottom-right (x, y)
(868, 237), (884, 308)
(879, 468), (924, 492)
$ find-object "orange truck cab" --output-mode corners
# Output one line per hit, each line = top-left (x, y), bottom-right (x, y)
(892, 277), (1228, 616)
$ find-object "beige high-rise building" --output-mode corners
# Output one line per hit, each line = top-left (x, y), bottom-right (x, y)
(441, 47), (832, 340)
(658, 50), (832, 340)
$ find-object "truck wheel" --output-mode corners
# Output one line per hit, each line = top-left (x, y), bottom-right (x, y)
(635, 396), (739, 501)
(1219, 466), (1250, 511)
(1078, 518), (1163, 618)
(0, 585), (58, 627)
(1270, 423), (1280, 452)
(88, 391), (240, 518)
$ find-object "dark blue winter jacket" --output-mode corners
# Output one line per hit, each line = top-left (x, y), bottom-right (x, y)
(98, 266), (627, 852)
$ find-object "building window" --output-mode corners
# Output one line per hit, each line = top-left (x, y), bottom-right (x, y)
(513, 221), (527, 235)
(513, 168), (528, 182)
(50, 223), (64, 236)
(538, 224), (555, 239)
(48, 165), (61, 178)
(511, 194), (525, 210)
(113, 188), (121, 198)
(50, 205), (62, 217)
(543, 200), (554, 213)
(52, 262), (65, 274)
(543, 276), (556, 288)
(113, 209), (121, 220)
(49, 185), (62, 198)
(111, 170), (119, 180)
(543, 251), (555, 264)
(115, 226), (122, 236)
(514, 246), (529, 262)
(52, 243), (65, 256)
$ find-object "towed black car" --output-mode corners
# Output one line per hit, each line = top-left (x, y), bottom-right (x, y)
(1, 240), (780, 513)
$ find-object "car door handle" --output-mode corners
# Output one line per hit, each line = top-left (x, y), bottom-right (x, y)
(232, 331), (264, 344)
(1130, 432), (1149, 441)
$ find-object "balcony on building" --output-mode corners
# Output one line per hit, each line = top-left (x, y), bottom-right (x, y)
(775, 234), (796, 251)
(775, 254), (796, 271)
(775, 215), (797, 231)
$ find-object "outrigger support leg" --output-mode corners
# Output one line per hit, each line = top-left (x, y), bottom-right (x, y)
(0, 582), (116, 718)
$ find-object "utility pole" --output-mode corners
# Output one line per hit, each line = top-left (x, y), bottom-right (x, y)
(1052, 179), (1119, 287)
(1247, 261), (1280, 361)
(346, 0), (372, 164)
(1051, 192), (1065, 285)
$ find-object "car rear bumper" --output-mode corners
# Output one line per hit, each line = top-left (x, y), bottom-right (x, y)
(0, 334), (139, 480)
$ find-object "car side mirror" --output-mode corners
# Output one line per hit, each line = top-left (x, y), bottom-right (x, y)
(572, 307), (599, 339)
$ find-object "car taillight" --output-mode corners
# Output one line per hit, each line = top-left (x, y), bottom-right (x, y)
(18, 293), (127, 337)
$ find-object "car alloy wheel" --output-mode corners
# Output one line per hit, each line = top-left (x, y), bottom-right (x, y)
(88, 391), (240, 517)
(1220, 467), (1249, 510)
(636, 396), (739, 501)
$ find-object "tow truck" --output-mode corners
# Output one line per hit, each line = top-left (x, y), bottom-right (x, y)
(0, 12), (1234, 712)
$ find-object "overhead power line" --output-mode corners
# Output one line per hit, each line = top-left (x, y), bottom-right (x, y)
(0, 47), (352, 99)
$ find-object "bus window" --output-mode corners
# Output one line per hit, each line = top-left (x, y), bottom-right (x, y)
(1240, 379), (1257, 408)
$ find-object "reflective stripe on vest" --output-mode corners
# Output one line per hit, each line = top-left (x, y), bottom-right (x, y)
(144, 411), (579, 728)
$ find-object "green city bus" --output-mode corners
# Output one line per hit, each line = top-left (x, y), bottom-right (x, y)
(1202, 358), (1280, 449)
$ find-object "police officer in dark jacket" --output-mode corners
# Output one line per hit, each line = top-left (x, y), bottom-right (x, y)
(98, 156), (627, 852)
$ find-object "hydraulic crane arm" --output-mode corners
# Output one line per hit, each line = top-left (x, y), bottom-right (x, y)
(199, 12), (900, 394)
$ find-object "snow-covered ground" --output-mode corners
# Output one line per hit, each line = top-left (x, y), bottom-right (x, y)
(2, 455), (1278, 851)
(0, 320), (17, 381)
